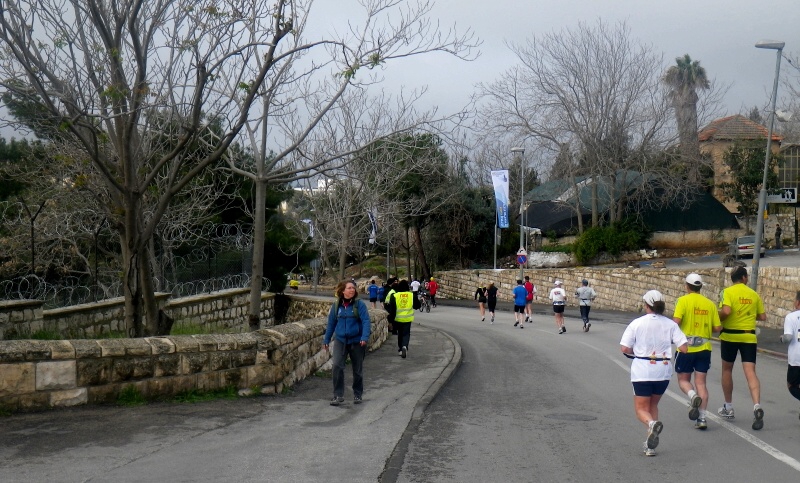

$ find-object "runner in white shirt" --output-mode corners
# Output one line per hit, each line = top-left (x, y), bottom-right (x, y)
(549, 280), (567, 334)
(780, 291), (800, 412)
(620, 290), (688, 457)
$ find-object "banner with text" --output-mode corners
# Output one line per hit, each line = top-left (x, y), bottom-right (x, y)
(491, 170), (510, 228)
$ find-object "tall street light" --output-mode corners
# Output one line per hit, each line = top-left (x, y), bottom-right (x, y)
(512, 147), (525, 280)
(751, 40), (785, 290)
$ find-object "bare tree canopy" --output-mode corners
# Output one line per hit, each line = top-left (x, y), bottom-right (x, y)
(0, 0), (478, 335)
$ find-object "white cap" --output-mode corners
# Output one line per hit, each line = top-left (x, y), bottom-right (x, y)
(685, 273), (703, 286)
(643, 290), (664, 306)
(554, 280), (563, 285)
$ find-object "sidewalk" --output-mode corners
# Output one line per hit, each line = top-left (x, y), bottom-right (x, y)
(433, 298), (789, 360)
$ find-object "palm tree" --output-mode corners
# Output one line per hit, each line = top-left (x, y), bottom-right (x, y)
(663, 54), (710, 181)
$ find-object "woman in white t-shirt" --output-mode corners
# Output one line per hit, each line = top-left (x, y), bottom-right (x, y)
(620, 290), (688, 457)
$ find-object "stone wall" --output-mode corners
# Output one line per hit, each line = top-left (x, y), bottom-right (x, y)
(436, 266), (799, 330)
(0, 289), (277, 340)
(0, 300), (388, 412)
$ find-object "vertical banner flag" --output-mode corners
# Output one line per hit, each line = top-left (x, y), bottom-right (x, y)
(301, 219), (315, 238)
(367, 208), (378, 244)
(491, 170), (510, 228)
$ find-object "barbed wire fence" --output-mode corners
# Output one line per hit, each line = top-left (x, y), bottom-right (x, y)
(0, 222), (270, 309)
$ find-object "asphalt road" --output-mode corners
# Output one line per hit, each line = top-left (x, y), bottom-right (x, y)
(395, 306), (800, 482)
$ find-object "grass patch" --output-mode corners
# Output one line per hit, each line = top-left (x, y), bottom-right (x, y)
(170, 324), (233, 336)
(0, 406), (12, 417)
(117, 385), (147, 406)
(314, 370), (332, 378)
(94, 331), (128, 339)
(171, 385), (238, 403)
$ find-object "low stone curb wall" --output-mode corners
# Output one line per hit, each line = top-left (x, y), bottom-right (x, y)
(436, 266), (799, 330)
(0, 299), (387, 412)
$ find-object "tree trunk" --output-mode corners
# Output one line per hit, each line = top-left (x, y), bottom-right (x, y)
(338, 217), (352, 280)
(591, 181), (599, 227)
(411, 223), (430, 280)
(405, 226), (412, 280)
(248, 178), (268, 330)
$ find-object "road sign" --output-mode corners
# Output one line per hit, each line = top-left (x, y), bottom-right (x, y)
(516, 248), (527, 256)
(766, 188), (797, 204)
(517, 254), (527, 265)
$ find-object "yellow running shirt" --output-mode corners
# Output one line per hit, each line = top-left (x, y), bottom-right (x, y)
(719, 283), (764, 344)
(673, 292), (720, 352)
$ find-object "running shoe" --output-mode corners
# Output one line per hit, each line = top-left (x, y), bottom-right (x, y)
(482, 317), (485, 322)
(695, 417), (707, 430)
(688, 394), (702, 420)
(717, 406), (735, 419)
(401, 346), (407, 359)
(514, 321), (519, 327)
(582, 324), (588, 332)
(752, 405), (764, 430)
(354, 395), (363, 404)
(491, 314), (495, 324)
(646, 420), (663, 449)
(330, 396), (344, 406)
(642, 442), (656, 457)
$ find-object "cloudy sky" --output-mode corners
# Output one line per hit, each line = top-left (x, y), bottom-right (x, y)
(317, 0), (799, 124)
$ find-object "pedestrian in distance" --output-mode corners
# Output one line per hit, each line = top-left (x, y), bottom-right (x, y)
(717, 266), (767, 430)
(377, 283), (386, 305)
(672, 273), (722, 430)
(779, 290), (800, 416)
(486, 282), (499, 324)
(323, 280), (372, 406)
(512, 279), (527, 328)
(410, 277), (421, 294)
(524, 275), (536, 323)
(387, 279), (415, 358)
(367, 279), (379, 309)
(549, 280), (567, 333)
(427, 277), (439, 307)
(384, 278), (398, 335)
(775, 224), (783, 249)
(475, 283), (488, 321)
(575, 279), (596, 332)
(620, 290), (688, 456)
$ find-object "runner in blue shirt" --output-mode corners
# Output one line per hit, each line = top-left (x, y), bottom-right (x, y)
(513, 279), (528, 329)
(367, 280), (380, 309)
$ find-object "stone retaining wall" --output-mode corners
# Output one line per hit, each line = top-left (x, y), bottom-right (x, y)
(0, 298), (388, 412)
(436, 266), (799, 330)
(0, 288), (277, 340)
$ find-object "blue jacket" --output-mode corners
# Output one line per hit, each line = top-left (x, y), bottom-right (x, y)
(368, 284), (379, 298)
(324, 299), (371, 345)
(513, 285), (528, 306)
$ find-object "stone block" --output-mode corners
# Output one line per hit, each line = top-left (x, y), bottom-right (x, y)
(180, 353), (209, 374)
(112, 358), (136, 382)
(87, 384), (120, 404)
(256, 350), (272, 364)
(193, 335), (218, 352)
(170, 336), (199, 353)
(0, 341), (27, 363)
(36, 360), (76, 390)
(155, 354), (180, 377)
(72, 340), (103, 358)
(17, 391), (49, 410)
(196, 372), (218, 391)
(145, 337), (176, 355)
(49, 341), (76, 360)
(131, 357), (155, 379)
(77, 358), (113, 386)
(50, 388), (88, 407)
(97, 340), (127, 357)
(0, 363), (35, 397)
(231, 351), (256, 368)
(220, 369), (243, 387)
(209, 352), (231, 371)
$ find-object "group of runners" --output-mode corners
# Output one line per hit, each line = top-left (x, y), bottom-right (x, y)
(621, 267), (800, 456)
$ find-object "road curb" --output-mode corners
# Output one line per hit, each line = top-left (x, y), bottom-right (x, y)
(379, 324), (462, 483)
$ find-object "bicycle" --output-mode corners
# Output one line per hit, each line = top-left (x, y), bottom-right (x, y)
(417, 290), (431, 313)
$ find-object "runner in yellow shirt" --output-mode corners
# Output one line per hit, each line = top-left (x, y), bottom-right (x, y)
(717, 266), (766, 430)
(672, 274), (721, 429)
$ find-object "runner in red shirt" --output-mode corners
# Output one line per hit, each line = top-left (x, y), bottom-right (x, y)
(427, 277), (439, 307)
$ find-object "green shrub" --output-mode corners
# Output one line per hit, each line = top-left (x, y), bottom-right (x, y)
(537, 244), (573, 254)
(172, 385), (238, 403)
(572, 219), (650, 264)
(117, 385), (146, 406)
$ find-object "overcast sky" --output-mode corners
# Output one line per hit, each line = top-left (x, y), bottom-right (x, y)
(316, 0), (800, 125)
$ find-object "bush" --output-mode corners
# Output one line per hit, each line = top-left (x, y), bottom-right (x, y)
(572, 219), (650, 264)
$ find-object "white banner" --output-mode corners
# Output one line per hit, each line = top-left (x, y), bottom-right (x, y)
(491, 170), (510, 228)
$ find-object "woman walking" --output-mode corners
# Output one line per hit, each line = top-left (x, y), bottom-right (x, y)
(323, 280), (372, 406)
(486, 282), (499, 324)
(620, 290), (688, 456)
(475, 284), (488, 321)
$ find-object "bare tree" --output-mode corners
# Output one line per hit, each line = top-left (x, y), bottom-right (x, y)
(476, 20), (718, 232)
(0, 0), (478, 335)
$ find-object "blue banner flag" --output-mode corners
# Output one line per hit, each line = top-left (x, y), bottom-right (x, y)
(491, 170), (510, 228)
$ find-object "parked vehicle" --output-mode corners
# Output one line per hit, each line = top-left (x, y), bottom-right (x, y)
(728, 235), (766, 259)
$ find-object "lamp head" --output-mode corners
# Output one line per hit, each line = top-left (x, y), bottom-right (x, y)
(511, 147), (525, 155)
(755, 40), (785, 50)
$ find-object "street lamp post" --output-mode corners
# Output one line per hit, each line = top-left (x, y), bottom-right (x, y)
(751, 40), (785, 290)
(512, 147), (525, 280)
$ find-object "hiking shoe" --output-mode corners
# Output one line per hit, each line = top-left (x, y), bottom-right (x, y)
(330, 396), (344, 406)
(718, 406), (735, 419)
(401, 346), (407, 359)
(354, 395), (363, 404)
(695, 417), (707, 430)
(688, 394), (702, 420)
(642, 442), (656, 457)
(752, 406), (764, 430)
(646, 420), (663, 449)
(514, 321), (519, 327)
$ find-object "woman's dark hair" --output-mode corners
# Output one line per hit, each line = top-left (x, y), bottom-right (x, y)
(651, 301), (666, 315)
(397, 280), (410, 292)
